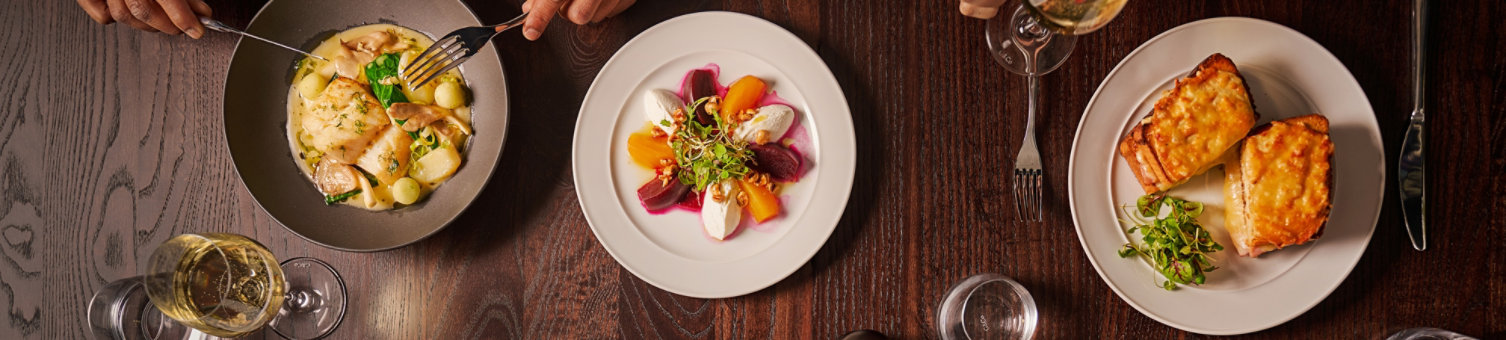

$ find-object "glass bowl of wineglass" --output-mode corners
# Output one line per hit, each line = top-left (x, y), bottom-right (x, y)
(986, 0), (1128, 77)
(141, 233), (347, 339)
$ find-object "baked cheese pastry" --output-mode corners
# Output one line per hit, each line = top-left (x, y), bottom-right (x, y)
(1224, 114), (1334, 257)
(1119, 53), (1257, 194)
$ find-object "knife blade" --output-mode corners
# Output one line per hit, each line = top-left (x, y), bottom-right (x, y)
(1399, 0), (1427, 251)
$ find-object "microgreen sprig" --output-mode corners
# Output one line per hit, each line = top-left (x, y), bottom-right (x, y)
(669, 97), (753, 192)
(1117, 193), (1223, 290)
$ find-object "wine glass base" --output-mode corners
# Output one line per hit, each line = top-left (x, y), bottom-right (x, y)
(269, 257), (347, 340)
(985, 5), (1078, 77)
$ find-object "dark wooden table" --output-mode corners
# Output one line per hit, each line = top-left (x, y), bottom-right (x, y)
(7, 0), (1503, 338)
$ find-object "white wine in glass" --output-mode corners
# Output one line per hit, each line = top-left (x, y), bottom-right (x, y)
(985, 0), (1129, 77)
(1022, 0), (1129, 35)
(144, 233), (285, 337)
(142, 233), (346, 339)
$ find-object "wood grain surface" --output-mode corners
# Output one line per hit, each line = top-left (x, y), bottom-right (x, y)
(5, 0), (1503, 338)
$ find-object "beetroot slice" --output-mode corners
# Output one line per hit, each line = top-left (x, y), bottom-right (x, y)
(638, 179), (690, 211)
(683, 70), (717, 125)
(749, 144), (802, 182)
(676, 188), (702, 210)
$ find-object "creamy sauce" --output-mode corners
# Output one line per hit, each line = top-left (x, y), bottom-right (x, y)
(287, 24), (473, 210)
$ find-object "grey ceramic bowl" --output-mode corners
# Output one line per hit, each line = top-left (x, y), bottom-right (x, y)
(223, 0), (507, 251)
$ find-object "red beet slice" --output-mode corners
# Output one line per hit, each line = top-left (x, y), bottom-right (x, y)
(638, 179), (690, 211)
(749, 144), (802, 182)
(676, 188), (702, 210)
(683, 69), (717, 125)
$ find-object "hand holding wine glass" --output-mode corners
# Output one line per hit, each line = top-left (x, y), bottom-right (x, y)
(959, 0), (1009, 19)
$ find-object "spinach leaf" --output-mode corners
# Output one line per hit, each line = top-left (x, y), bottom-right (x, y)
(364, 53), (408, 108)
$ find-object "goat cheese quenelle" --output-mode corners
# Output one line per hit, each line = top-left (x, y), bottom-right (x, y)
(287, 24), (474, 211)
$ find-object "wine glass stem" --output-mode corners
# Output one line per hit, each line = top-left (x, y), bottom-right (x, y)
(1018, 12), (1050, 42)
(282, 288), (320, 313)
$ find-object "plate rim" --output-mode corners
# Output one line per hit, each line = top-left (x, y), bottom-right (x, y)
(1066, 16), (1383, 334)
(571, 11), (857, 298)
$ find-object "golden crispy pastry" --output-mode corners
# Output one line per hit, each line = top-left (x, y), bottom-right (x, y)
(1119, 53), (1258, 193)
(1224, 114), (1334, 257)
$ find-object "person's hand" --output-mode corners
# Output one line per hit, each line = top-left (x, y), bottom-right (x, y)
(519, 0), (637, 41)
(959, 0), (1007, 19)
(77, 0), (214, 38)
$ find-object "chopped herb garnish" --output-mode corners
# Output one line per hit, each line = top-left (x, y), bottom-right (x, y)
(1117, 193), (1223, 290)
(409, 128), (441, 163)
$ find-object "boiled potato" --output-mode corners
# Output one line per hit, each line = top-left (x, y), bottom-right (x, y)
(397, 50), (418, 71)
(409, 146), (461, 185)
(391, 177), (421, 205)
(397, 51), (437, 104)
(404, 81), (437, 104)
(434, 81), (467, 109)
(296, 73), (329, 99)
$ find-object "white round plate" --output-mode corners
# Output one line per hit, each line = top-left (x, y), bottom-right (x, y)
(1068, 17), (1383, 334)
(573, 12), (856, 299)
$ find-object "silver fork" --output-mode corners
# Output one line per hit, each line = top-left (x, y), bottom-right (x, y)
(403, 12), (528, 89)
(1013, 75), (1043, 222)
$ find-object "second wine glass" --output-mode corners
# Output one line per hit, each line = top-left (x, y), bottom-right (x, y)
(142, 233), (346, 339)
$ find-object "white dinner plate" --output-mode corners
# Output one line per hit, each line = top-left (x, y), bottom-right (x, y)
(1068, 17), (1384, 334)
(573, 12), (856, 298)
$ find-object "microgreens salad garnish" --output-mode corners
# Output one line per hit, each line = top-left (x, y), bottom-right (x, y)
(1117, 194), (1224, 290)
(664, 97), (756, 191)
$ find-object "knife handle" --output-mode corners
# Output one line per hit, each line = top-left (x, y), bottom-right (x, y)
(1413, 0), (1426, 116)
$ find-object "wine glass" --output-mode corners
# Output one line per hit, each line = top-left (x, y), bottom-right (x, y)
(140, 233), (347, 339)
(936, 273), (1039, 340)
(986, 0), (1128, 77)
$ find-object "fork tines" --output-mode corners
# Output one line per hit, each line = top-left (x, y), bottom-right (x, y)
(1013, 168), (1042, 222)
(403, 35), (469, 89)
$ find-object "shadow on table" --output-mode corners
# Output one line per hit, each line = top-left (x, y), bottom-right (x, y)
(766, 42), (888, 291)
(409, 6), (577, 256)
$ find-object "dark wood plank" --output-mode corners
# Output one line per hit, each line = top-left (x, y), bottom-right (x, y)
(3, 0), (1503, 338)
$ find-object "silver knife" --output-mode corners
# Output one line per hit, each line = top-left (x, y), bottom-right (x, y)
(198, 17), (327, 62)
(1399, 0), (1427, 251)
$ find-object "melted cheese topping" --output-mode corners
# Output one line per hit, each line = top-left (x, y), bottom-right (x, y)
(1144, 67), (1256, 182)
(1225, 115), (1333, 256)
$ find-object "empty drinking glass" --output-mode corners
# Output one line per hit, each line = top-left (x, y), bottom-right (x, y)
(936, 273), (1039, 340)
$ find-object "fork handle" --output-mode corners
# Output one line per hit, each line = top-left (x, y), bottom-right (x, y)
(491, 12), (530, 33)
(1025, 75), (1038, 140)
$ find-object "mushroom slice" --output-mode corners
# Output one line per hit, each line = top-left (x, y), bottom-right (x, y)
(313, 158), (361, 195)
(343, 31), (396, 54)
(387, 103), (452, 132)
